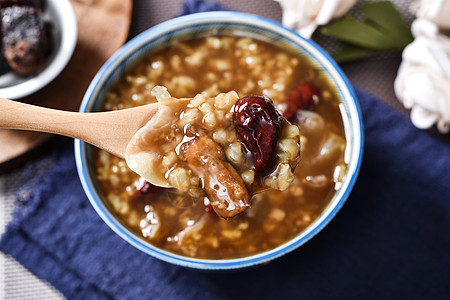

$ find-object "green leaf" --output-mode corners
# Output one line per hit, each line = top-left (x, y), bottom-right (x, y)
(319, 1), (414, 63)
(359, 1), (410, 33)
(320, 15), (393, 51)
(332, 45), (376, 64)
(359, 1), (413, 48)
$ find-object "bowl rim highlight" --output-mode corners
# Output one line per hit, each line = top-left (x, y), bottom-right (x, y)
(75, 11), (364, 270)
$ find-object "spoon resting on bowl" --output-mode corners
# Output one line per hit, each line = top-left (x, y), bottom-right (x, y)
(0, 86), (301, 218)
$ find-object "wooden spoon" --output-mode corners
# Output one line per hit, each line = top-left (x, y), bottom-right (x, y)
(0, 97), (283, 197)
(0, 98), (160, 159)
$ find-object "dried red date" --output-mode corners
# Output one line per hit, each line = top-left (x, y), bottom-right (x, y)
(205, 203), (218, 216)
(282, 83), (319, 121)
(130, 180), (162, 203)
(234, 95), (281, 176)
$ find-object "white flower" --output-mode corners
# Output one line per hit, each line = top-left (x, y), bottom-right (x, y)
(415, 0), (450, 30)
(394, 19), (450, 133)
(274, 0), (357, 38)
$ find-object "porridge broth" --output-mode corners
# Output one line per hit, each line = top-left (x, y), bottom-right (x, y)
(92, 35), (347, 259)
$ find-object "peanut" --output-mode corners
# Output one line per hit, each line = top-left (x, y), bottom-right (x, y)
(181, 135), (250, 219)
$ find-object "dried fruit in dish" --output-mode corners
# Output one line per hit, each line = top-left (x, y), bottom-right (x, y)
(0, 0), (52, 76)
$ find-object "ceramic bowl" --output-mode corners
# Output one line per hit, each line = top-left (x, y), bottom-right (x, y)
(0, 0), (77, 99)
(75, 11), (364, 270)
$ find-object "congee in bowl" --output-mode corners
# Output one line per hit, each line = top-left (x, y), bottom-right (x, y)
(76, 12), (363, 269)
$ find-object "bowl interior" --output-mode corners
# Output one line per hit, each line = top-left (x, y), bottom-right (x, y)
(75, 12), (363, 270)
(0, 0), (77, 99)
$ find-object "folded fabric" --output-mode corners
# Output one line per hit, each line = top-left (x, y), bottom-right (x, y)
(1, 86), (450, 299)
(179, 0), (229, 15)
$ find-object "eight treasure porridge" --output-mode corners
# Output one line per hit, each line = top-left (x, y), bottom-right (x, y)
(92, 35), (347, 259)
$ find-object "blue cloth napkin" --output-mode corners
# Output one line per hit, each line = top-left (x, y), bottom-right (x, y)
(2, 2), (450, 299)
(179, 0), (229, 15)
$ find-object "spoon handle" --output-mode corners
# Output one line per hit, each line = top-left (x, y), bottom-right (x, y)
(0, 98), (158, 159)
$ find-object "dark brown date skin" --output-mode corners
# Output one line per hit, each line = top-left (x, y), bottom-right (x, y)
(282, 83), (319, 121)
(130, 181), (162, 203)
(234, 95), (281, 176)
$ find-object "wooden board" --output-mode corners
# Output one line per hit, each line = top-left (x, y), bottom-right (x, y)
(0, 0), (132, 172)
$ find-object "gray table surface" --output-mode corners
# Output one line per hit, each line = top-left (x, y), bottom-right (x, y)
(0, 0), (425, 298)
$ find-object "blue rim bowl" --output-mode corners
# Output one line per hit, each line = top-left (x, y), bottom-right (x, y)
(75, 11), (364, 270)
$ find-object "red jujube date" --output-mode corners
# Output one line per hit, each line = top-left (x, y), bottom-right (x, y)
(282, 83), (319, 121)
(130, 181), (162, 203)
(234, 95), (281, 176)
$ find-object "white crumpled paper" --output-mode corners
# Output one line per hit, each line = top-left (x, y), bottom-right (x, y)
(394, 0), (450, 134)
(274, 0), (357, 38)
